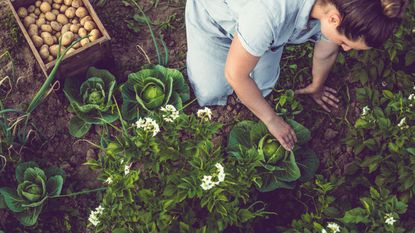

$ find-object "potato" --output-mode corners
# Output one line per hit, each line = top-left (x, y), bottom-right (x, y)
(71, 18), (79, 24)
(52, 3), (61, 9)
(72, 40), (81, 49)
(29, 13), (38, 19)
(61, 24), (70, 34)
(46, 0), (53, 5)
(61, 31), (74, 46)
(47, 55), (54, 62)
(67, 48), (76, 54)
(64, 0), (72, 7)
(28, 24), (39, 37)
(23, 16), (36, 27)
(71, 0), (83, 8)
(40, 24), (53, 33)
(53, 36), (58, 44)
(32, 35), (43, 48)
(83, 21), (96, 31)
(70, 24), (80, 33)
(49, 44), (65, 57)
(39, 13), (45, 18)
(28, 5), (35, 13)
(39, 45), (50, 60)
(50, 21), (63, 31)
(41, 32), (54, 46)
(78, 27), (87, 37)
(80, 38), (90, 47)
(89, 29), (101, 42)
(45, 12), (56, 21)
(56, 14), (68, 25)
(34, 8), (41, 16)
(40, 2), (51, 13)
(35, 1), (42, 7)
(75, 7), (87, 18)
(52, 9), (60, 15)
(36, 17), (46, 27)
(60, 5), (68, 13)
(17, 7), (28, 18)
(54, 0), (63, 4)
(65, 7), (76, 19)
(80, 16), (92, 26)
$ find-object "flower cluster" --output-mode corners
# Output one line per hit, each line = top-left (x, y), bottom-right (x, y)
(197, 107), (212, 122)
(160, 105), (180, 123)
(200, 163), (226, 191)
(384, 213), (397, 226)
(135, 117), (160, 136)
(322, 222), (340, 233)
(361, 106), (370, 116)
(105, 177), (113, 184)
(124, 163), (132, 175)
(88, 205), (104, 226)
(397, 117), (409, 130)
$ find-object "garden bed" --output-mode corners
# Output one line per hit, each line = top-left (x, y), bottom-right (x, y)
(1, 0), (415, 232)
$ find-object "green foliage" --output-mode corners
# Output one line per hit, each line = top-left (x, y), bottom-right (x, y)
(227, 119), (318, 192)
(86, 108), (268, 232)
(120, 65), (189, 121)
(0, 162), (65, 226)
(274, 89), (303, 118)
(64, 67), (118, 138)
(344, 88), (415, 201)
(341, 187), (408, 233)
(282, 176), (345, 233)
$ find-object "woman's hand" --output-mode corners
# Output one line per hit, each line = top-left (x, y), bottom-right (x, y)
(295, 84), (339, 112)
(265, 115), (297, 151)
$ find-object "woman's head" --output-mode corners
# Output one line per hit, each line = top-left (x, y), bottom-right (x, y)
(316, 0), (408, 50)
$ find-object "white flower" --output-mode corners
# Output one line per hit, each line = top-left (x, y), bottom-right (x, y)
(381, 81), (388, 87)
(397, 117), (408, 129)
(135, 117), (160, 136)
(384, 213), (397, 226)
(200, 175), (214, 190)
(197, 107), (212, 121)
(88, 205), (104, 226)
(322, 229), (328, 233)
(105, 177), (113, 184)
(161, 105), (180, 122)
(215, 163), (225, 183)
(409, 94), (415, 100)
(327, 222), (340, 233)
(362, 106), (370, 116)
(124, 163), (132, 175)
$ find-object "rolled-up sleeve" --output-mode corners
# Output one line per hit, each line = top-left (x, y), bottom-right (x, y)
(236, 1), (276, 57)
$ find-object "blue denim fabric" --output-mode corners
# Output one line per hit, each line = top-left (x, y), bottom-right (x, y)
(185, 0), (322, 106)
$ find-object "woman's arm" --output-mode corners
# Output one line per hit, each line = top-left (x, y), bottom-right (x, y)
(225, 35), (297, 151)
(296, 39), (340, 112)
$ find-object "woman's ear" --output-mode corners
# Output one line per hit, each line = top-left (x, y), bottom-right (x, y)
(328, 13), (341, 26)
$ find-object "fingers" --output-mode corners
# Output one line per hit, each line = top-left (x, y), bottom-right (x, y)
(317, 99), (331, 112)
(323, 91), (340, 103)
(324, 86), (337, 94)
(281, 129), (297, 151)
(322, 95), (339, 109)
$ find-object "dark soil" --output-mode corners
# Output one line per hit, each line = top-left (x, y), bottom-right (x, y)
(0, 0), (354, 232)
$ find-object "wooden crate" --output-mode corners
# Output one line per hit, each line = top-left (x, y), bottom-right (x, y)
(6, 0), (111, 78)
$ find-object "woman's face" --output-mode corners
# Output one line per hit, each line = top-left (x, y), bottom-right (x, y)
(320, 11), (371, 51)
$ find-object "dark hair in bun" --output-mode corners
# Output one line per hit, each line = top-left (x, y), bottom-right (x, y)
(325, 0), (408, 48)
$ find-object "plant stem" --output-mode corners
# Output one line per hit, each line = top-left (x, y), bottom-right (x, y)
(50, 187), (107, 199)
(179, 98), (197, 111)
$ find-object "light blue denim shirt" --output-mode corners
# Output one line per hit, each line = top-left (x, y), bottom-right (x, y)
(199, 0), (322, 57)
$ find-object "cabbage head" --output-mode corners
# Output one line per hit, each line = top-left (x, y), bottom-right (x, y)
(0, 161), (65, 226)
(227, 119), (319, 192)
(120, 65), (189, 121)
(64, 67), (118, 138)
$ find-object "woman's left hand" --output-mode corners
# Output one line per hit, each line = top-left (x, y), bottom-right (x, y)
(295, 84), (340, 112)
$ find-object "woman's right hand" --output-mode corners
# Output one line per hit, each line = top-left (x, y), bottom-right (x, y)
(264, 115), (297, 151)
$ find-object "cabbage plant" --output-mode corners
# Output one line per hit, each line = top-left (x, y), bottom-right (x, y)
(0, 161), (65, 226)
(64, 67), (118, 138)
(120, 65), (189, 121)
(227, 120), (319, 192)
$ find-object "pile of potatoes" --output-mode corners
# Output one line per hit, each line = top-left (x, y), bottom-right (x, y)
(17, 0), (102, 63)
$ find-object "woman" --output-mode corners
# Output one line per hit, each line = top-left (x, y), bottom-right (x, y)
(185, 0), (407, 151)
